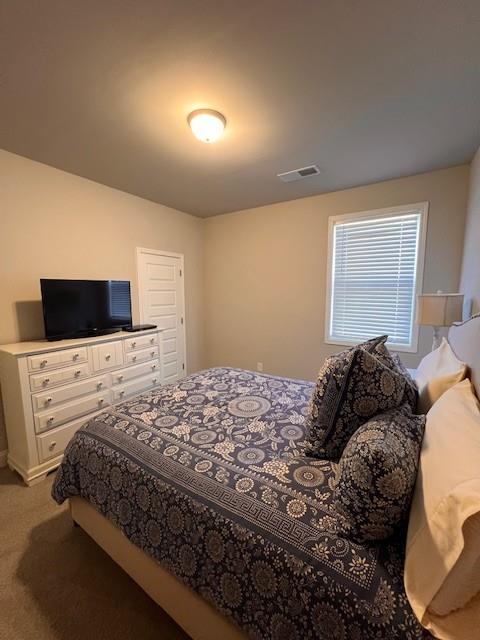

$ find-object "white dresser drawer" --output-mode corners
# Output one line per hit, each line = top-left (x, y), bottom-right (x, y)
(29, 362), (90, 391)
(125, 346), (159, 366)
(36, 412), (102, 463)
(110, 359), (160, 386)
(32, 375), (108, 412)
(124, 333), (158, 352)
(112, 373), (160, 402)
(27, 346), (88, 372)
(34, 390), (110, 433)
(90, 340), (123, 372)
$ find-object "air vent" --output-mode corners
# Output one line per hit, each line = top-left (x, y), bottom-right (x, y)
(277, 164), (321, 183)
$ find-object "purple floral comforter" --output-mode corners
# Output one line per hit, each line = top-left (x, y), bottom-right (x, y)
(52, 367), (430, 640)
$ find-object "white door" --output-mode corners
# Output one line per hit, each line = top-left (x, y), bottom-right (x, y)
(137, 248), (186, 384)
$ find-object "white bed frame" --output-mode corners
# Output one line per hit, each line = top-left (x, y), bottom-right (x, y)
(447, 315), (480, 398)
(69, 315), (480, 640)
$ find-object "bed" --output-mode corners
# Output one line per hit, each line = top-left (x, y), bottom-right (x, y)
(52, 361), (436, 640)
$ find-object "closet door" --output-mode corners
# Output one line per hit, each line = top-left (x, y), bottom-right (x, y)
(137, 248), (186, 383)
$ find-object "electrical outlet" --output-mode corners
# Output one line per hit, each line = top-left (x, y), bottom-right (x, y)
(257, 362), (263, 372)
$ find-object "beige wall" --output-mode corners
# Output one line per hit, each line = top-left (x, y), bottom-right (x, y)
(0, 153), (471, 456)
(204, 165), (469, 381)
(0, 150), (205, 452)
(460, 146), (480, 314)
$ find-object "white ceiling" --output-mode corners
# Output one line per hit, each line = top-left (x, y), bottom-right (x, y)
(1, 1), (480, 217)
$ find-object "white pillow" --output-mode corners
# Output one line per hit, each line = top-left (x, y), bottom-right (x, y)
(404, 380), (480, 640)
(415, 337), (467, 413)
(430, 512), (480, 615)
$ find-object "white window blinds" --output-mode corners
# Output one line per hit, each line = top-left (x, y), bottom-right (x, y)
(327, 206), (426, 350)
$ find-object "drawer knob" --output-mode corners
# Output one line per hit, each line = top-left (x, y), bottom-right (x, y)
(119, 390), (125, 397)
(105, 354), (111, 361)
(73, 353), (80, 360)
(151, 351), (155, 357)
(48, 441), (57, 451)
(45, 397), (52, 405)
(40, 359), (48, 367)
(132, 355), (137, 362)
(118, 374), (124, 381)
(152, 378), (157, 384)
(131, 341), (137, 348)
(97, 382), (103, 389)
(47, 417), (54, 424)
(151, 363), (156, 370)
(74, 370), (81, 377)
(150, 337), (155, 344)
(43, 378), (50, 385)
(98, 398), (105, 405)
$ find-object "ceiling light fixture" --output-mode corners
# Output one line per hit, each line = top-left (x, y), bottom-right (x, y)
(188, 109), (226, 143)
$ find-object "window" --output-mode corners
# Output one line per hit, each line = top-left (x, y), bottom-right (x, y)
(326, 203), (428, 352)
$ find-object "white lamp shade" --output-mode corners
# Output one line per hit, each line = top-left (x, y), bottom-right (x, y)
(416, 293), (464, 327)
(188, 109), (226, 143)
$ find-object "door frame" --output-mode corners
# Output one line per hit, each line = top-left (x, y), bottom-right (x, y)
(136, 247), (187, 376)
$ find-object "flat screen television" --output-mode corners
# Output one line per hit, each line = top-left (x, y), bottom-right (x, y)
(40, 279), (132, 341)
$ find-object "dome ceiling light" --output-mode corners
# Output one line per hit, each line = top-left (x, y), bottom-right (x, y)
(187, 109), (226, 143)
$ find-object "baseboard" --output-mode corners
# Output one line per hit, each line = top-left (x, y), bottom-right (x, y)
(0, 449), (8, 468)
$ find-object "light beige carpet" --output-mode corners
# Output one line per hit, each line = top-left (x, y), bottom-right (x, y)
(0, 467), (189, 640)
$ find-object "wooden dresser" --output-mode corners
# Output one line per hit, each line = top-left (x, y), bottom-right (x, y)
(0, 329), (163, 485)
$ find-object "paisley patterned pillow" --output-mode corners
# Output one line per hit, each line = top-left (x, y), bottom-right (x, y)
(356, 340), (417, 412)
(390, 352), (418, 412)
(333, 407), (426, 543)
(358, 337), (415, 397)
(307, 347), (406, 460)
(345, 335), (393, 367)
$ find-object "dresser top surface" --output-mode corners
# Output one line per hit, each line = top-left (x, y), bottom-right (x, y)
(0, 328), (162, 357)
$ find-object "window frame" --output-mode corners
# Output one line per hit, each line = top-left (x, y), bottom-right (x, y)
(324, 202), (429, 353)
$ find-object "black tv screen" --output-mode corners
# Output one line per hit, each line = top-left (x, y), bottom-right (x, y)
(40, 279), (132, 341)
